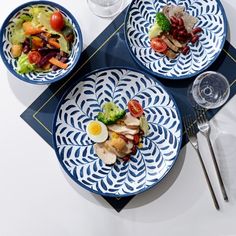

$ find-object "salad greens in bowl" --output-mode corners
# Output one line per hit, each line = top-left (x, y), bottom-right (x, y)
(0, 1), (83, 84)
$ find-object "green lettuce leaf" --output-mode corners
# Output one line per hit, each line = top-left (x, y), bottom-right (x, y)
(30, 7), (69, 53)
(16, 54), (35, 74)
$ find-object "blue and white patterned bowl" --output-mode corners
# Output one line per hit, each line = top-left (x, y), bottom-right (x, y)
(53, 67), (183, 197)
(0, 1), (83, 84)
(125, 0), (227, 80)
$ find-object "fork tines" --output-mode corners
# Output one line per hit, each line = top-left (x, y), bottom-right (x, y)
(195, 106), (207, 121)
(183, 115), (197, 139)
(183, 115), (200, 152)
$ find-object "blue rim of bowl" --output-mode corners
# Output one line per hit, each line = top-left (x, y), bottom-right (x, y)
(0, 0), (83, 85)
(52, 66), (183, 197)
(124, 0), (228, 80)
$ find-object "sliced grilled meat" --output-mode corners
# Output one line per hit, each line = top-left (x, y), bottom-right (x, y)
(108, 124), (139, 136)
(164, 49), (178, 59)
(166, 35), (183, 48)
(161, 36), (179, 52)
(94, 143), (117, 165)
(123, 113), (140, 128)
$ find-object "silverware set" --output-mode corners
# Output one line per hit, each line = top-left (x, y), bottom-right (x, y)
(183, 107), (228, 210)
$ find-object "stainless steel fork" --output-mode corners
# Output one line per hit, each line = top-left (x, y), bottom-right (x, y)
(183, 116), (220, 210)
(196, 108), (228, 201)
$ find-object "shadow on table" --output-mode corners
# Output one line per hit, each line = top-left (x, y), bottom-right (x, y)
(125, 146), (186, 210)
(62, 166), (115, 210)
(214, 133), (236, 203)
(62, 144), (189, 216)
(7, 71), (47, 107)
(211, 107), (236, 203)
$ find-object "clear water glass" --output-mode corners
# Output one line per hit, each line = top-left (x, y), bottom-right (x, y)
(189, 71), (230, 109)
(87, 0), (123, 18)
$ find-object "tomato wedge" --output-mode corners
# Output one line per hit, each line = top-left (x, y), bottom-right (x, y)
(150, 38), (167, 53)
(50, 11), (65, 31)
(133, 134), (140, 145)
(128, 100), (143, 118)
(28, 51), (42, 64)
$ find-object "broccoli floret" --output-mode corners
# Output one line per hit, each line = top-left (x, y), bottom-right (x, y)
(97, 102), (126, 125)
(156, 12), (171, 32)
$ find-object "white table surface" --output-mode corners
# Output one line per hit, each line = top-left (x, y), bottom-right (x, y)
(0, 0), (236, 235)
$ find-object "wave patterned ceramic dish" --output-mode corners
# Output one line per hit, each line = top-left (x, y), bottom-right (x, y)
(0, 1), (82, 84)
(53, 68), (182, 197)
(125, 0), (227, 80)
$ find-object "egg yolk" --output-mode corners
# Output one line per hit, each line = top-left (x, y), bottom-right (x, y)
(88, 122), (102, 136)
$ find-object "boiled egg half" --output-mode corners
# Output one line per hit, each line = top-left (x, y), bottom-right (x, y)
(86, 120), (108, 143)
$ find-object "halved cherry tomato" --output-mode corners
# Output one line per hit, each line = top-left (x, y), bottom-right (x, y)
(28, 51), (42, 64)
(133, 134), (140, 145)
(128, 100), (143, 118)
(50, 11), (65, 31)
(150, 38), (167, 53)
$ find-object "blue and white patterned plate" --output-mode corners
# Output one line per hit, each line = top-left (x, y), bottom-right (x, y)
(0, 1), (83, 84)
(125, 0), (227, 80)
(53, 67), (182, 197)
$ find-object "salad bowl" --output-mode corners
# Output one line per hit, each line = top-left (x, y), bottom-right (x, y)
(0, 1), (83, 84)
(52, 67), (182, 197)
(124, 0), (227, 80)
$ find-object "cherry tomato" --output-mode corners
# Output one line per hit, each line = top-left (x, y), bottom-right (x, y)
(28, 51), (42, 64)
(50, 11), (65, 31)
(150, 38), (167, 53)
(133, 134), (140, 145)
(128, 100), (144, 118)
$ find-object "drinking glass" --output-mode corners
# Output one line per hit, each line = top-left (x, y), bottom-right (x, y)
(87, 0), (123, 18)
(188, 71), (230, 109)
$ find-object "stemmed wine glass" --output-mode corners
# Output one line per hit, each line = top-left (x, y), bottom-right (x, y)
(188, 71), (230, 109)
(87, 0), (123, 18)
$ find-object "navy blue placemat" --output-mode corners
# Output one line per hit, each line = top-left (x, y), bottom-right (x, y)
(21, 7), (236, 212)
